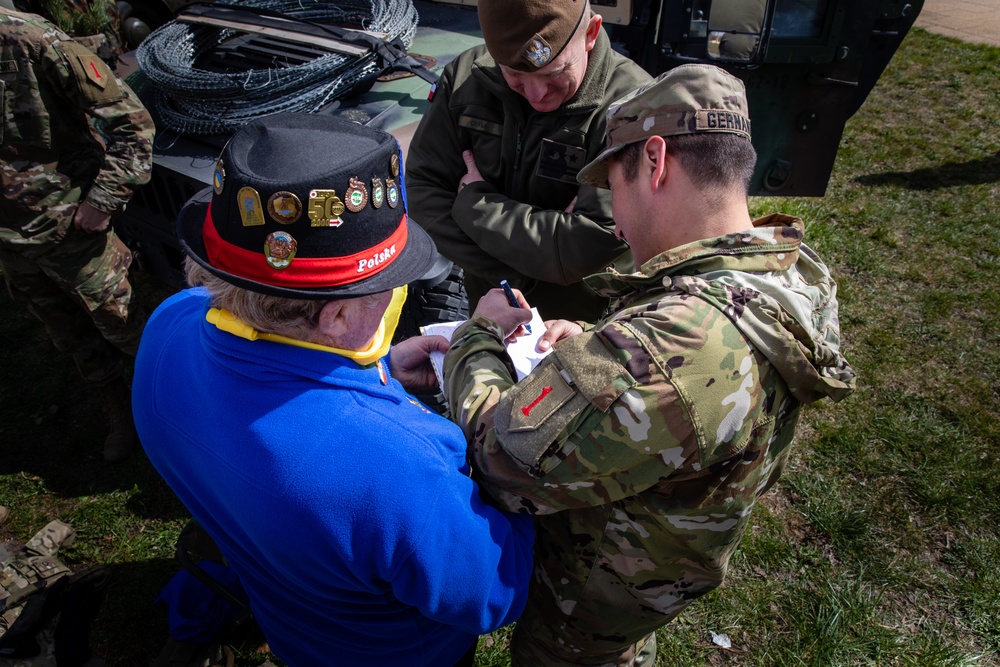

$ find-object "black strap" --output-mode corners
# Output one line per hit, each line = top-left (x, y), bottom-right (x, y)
(180, 2), (439, 85)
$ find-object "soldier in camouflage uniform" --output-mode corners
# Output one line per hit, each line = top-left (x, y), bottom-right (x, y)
(0, 6), (154, 462)
(443, 64), (857, 666)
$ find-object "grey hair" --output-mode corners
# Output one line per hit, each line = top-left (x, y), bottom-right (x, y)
(184, 257), (327, 338)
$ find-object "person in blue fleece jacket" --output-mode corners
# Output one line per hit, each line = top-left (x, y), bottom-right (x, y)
(132, 113), (534, 667)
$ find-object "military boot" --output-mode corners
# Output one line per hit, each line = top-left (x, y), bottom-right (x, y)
(103, 377), (138, 463)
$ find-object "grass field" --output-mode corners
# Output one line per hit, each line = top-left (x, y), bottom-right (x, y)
(1, 26), (997, 667)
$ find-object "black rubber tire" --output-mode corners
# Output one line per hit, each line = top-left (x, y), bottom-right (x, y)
(395, 263), (469, 416)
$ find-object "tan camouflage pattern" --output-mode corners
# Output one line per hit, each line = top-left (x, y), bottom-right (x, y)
(578, 63), (752, 189)
(15, 0), (123, 61)
(0, 8), (151, 383)
(0, 7), (154, 246)
(444, 214), (856, 665)
(0, 225), (144, 384)
(0, 521), (75, 643)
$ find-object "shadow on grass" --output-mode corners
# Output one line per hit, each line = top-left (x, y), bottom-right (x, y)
(0, 288), (187, 522)
(88, 556), (179, 667)
(854, 150), (1000, 189)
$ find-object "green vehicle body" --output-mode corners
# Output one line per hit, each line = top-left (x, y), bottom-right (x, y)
(115, 0), (923, 289)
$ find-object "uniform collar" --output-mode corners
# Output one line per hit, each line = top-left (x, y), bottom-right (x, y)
(586, 214), (805, 298)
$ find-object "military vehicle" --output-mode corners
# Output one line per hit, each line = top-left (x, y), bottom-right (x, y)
(114, 0), (924, 329)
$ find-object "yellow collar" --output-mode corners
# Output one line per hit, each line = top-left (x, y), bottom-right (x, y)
(204, 286), (407, 367)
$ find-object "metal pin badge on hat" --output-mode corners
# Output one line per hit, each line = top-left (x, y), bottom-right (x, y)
(268, 191), (303, 224)
(264, 231), (297, 270)
(345, 177), (369, 213)
(238, 187), (265, 226)
(386, 178), (399, 209)
(371, 177), (384, 209)
(308, 189), (345, 227)
(213, 160), (225, 195)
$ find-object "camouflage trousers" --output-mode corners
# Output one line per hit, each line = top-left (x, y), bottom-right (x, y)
(511, 613), (658, 667)
(0, 225), (145, 386)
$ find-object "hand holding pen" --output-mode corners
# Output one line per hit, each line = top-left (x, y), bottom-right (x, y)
(472, 281), (533, 343)
(500, 280), (531, 334)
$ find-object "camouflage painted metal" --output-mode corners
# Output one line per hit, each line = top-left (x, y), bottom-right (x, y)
(444, 214), (856, 665)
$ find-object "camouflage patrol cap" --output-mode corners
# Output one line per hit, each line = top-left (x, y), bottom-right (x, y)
(577, 64), (752, 189)
(477, 0), (588, 71)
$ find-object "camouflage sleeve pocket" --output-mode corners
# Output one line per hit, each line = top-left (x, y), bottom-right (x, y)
(60, 41), (122, 106)
(493, 332), (634, 475)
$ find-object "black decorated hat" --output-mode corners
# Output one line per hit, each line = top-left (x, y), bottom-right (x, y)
(178, 113), (437, 299)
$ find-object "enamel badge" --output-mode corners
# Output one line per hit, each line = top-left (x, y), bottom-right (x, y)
(371, 177), (384, 209)
(308, 189), (345, 227)
(264, 231), (297, 269)
(345, 177), (368, 213)
(386, 178), (399, 209)
(237, 187), (265, 226)
(213, 161), (225, 195)
(268, 191), (302, 224)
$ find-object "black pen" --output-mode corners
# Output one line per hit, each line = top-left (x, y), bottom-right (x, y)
(500, 279), (531, 334)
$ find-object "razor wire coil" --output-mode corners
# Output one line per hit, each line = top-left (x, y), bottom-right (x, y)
(135, 0), (418, 135)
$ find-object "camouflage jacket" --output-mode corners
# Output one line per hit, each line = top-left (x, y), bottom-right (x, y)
(444, 214), (856, 661)
(0, 7), (153, 247)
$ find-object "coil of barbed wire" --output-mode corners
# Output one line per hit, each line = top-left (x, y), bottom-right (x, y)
(135, 0), (418, 135)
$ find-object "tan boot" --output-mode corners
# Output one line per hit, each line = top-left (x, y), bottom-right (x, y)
(0, 505), (8, 525)
(103, 377), (138, 463)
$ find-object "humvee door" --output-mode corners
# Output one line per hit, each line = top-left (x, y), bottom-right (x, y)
(596, 0), (925, 195)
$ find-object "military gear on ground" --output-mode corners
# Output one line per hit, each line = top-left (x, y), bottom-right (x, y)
(445, 214), (855, 665)
(0, 520), (109, 666)
(406, 31), (649, 321)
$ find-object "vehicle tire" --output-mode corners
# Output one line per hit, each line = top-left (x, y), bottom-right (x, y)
(117, 0), (173, 50)
(395, 258), (469, 417)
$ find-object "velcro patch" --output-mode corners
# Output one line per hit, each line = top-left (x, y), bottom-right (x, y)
(62, 42), (121, 105)
(0, 60), (17, 74)
(458, 114), (502, 136)
(553, 331), (633, 411)
(495, 361), (590, 474)
(535, 138), (587, 184)
(493, 331), (635, 475)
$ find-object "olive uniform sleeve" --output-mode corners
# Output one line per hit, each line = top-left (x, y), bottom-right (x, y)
(452, 179), (627, 286)
(43, 38), (154, 213)
(405, 62), (513, 281)
(444, 316), (691, 515)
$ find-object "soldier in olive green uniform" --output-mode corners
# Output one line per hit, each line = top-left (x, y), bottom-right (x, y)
(0, 6), (154, 462)
(406, 0), (650, 322)
(444, 65), (857, 666)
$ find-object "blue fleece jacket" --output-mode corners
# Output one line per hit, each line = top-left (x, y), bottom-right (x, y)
(133, 288), (534, 666)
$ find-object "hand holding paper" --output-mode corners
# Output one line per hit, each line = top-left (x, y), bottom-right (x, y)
(421, 307), (552, 390)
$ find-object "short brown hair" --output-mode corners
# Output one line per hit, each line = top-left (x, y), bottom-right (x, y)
(613, 133), (757, 193)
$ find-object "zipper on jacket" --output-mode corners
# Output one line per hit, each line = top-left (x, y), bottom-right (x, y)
(510, 126), (524, 199)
